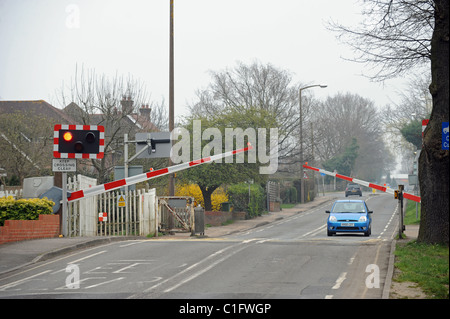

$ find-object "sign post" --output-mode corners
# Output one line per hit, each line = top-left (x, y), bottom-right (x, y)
(52, 159), (76, 237)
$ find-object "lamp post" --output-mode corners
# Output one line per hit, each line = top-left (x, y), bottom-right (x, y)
(299, 84), (327, 203)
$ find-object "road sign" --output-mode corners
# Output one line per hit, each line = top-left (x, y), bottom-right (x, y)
(52, 158), (77, 172)
(442, 122), (449, 150)
(98, 212), (107, 222)
(117, 194), (126, 208)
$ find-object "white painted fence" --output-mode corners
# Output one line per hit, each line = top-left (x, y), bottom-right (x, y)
(67, 175), (157, 237)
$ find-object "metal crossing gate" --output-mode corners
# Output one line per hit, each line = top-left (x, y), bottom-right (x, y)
(158, 196), (195, 234)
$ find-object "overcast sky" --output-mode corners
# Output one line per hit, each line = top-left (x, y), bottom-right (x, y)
(1, 0), (411, 120)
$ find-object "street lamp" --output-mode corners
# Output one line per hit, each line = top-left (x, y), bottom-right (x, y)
(299, 84), (327, 203)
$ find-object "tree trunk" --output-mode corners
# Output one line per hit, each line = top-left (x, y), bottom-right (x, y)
(199, 185), (218, 211)
(418, 0), (449, 245)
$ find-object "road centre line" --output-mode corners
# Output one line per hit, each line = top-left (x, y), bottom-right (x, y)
(136, 241), (256, 296)
(140, 243), (238, 293)
(163, 242), (252, 293)
(297, 224), (327, 239)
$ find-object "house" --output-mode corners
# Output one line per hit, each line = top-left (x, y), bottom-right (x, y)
(0, 98), (159, 186)
(0, 100), (77, 184)
(0, 100), (76, 126)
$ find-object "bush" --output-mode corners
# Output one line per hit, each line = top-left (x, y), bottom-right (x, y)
(228, 183), (265, 219)
(0, 196), (55, 226)
(175, 184), (229, 211)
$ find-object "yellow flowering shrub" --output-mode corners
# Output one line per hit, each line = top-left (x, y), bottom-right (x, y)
(175, 184), (228, 211)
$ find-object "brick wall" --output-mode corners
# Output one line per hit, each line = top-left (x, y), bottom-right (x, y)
(204, 211), (246, 226)
(0, 214), (60, 245)
(205, 211), (232, 226)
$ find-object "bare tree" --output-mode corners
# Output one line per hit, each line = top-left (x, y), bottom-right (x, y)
(0, 111), (54, 182)
(328, 0), (434, 81)
(328, 0), (449, 244)
(189, 60), (312, 168)
(312, 92), (393, 181)
(382, 74), (432, 171)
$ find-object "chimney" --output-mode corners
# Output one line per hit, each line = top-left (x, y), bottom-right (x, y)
(120, 95), (134, 114)
(140, 104), (151, 120)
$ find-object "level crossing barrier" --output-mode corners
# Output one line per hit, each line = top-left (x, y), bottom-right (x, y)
(67, 144), (253, 202)
(302, 163), (421, 203)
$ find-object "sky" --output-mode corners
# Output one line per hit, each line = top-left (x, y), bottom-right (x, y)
(0, 0), (413, 122)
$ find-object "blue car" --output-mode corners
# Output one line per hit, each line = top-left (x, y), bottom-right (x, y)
(326, 199), (373, 236)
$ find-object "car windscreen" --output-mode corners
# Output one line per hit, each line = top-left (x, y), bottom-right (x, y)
(332, 202), (366, 213)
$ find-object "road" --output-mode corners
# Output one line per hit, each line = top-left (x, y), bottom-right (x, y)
(0, 193), (398, 301)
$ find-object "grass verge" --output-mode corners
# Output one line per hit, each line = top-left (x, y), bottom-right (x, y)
(393, 200), (449, 299)
(394, 241), (449, 299)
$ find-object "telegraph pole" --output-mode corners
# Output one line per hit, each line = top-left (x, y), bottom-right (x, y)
(169, 0), (175, 197)
(168, 0), (175, 231)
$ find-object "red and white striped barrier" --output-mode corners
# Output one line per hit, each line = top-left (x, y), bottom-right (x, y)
(67, 144), (253, 202)
(302, 163), (421, 203)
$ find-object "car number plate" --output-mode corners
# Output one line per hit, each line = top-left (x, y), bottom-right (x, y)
(341, 223), (354, 227)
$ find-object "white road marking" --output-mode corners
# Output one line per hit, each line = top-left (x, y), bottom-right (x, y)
(0, 270), (52, 291)
(332, 272), (347, 289)
(67, 250), (107, 264)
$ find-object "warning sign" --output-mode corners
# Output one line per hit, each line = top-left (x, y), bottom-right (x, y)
(98, 212), (107, 222)
(118, 194), (126, 208)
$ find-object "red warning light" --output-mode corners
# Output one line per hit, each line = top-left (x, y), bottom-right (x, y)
(63, 131), (73, 142)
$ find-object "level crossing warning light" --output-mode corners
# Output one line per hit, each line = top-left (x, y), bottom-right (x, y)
(62, 131), (74, 142)
(54, 124), (104, 159)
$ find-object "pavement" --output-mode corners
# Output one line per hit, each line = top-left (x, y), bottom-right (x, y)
(0, 193), (419, 298)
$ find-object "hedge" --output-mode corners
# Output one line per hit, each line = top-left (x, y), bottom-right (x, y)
(0, 196), (55, 226)
(228, 183), (265, 219)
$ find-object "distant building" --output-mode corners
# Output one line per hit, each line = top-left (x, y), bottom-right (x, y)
(0, 98), (158, 185)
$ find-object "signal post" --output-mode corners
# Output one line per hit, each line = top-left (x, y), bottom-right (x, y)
(53, 124), (104, 236)
(394, 185), (405, 239)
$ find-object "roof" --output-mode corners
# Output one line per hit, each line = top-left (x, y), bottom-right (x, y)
(0, 100), (76, 125)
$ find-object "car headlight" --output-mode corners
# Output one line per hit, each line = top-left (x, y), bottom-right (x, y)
(359, 216), (367, 222)
(329, 216), (337, 222)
